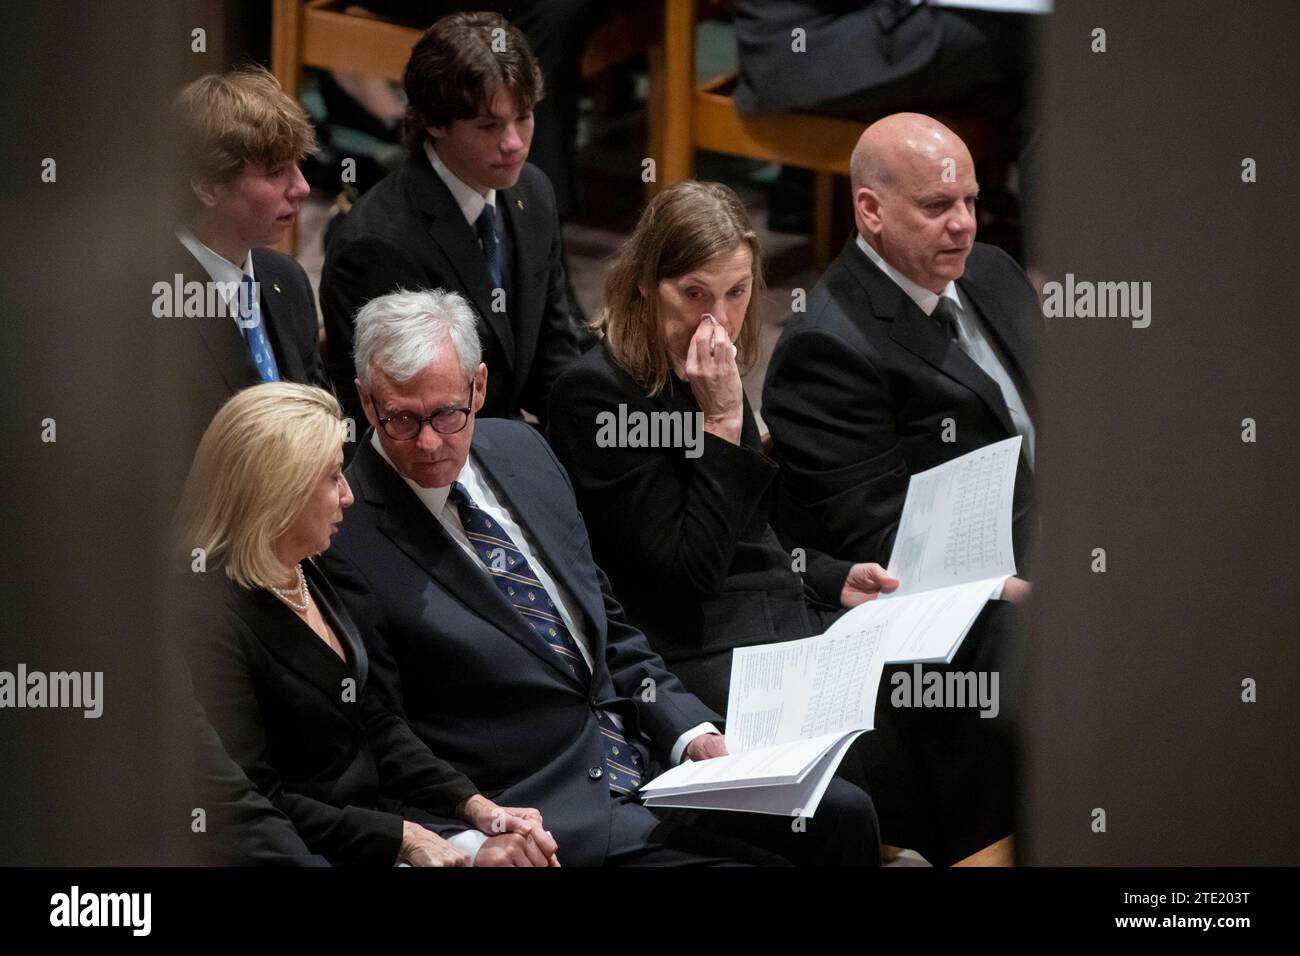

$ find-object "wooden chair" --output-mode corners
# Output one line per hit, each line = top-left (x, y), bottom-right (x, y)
(655, 0), (1001, 269)
(270, 0), (663, 153)
(655, 0), (859, 267)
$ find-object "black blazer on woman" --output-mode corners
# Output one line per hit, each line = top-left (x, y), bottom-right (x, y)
(185, 558), (479, 866)
(546, 341), (852, 713)
(550, 343), (1021, 865)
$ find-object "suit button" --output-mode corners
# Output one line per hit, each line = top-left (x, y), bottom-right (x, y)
(588, 766), (604, 781)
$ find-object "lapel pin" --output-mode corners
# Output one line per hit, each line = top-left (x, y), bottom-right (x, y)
(516, 199), (524, 210)
(273, 283), (282, 293)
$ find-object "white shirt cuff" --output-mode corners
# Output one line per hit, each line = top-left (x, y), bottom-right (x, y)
(446, 828), (489, 863)
(671, 722), (722, 766)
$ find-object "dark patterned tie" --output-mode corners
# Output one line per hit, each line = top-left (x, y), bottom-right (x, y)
(932, 296), (961, 341)
(447, 482), (642, 794)
(474, 204), (503, 291)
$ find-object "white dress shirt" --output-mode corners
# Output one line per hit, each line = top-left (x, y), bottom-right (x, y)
(368, 433), (718, 858)
(855, 233), (1036, 469)
(424, 140), (497, 238)
(176, 226), (255, 330)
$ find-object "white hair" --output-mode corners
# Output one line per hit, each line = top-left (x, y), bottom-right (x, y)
(352, 288), (483, 388)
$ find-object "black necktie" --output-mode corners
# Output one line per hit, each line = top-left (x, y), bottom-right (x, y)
(931, 297), (961, 341)
(474, 204), (503, 290)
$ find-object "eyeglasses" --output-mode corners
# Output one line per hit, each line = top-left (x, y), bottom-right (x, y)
(370, 380), (475, 440)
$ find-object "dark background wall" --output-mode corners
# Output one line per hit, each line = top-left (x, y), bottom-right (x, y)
(1022, 0), (1300, 864)
(0, 0), (230, 864)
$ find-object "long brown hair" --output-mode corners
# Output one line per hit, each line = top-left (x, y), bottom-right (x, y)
(596, 181), (764, 396)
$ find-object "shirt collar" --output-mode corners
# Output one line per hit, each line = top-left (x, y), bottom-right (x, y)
(177, 225), (254, 291)
(369, 428), (465, 516)
(855, 232), (960, 317)
(425, 140), (495, 228)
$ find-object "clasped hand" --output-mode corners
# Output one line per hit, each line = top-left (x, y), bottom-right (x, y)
(397, 795), (560, 867)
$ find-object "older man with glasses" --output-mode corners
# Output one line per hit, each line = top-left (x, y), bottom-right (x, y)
(318, 288), (881, 867)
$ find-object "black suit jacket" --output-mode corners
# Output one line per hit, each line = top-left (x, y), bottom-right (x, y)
(184, 559), (478, 867)
(187, 696), (331, 866)
(547, 342), (851, 713)
(319, 156), (580, 436)
(762, 239), (1040, 571)
(161, 241), (325, 494)
(317, 419), (721, 867)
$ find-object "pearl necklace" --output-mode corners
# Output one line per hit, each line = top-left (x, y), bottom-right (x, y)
(269, 563), (310, 613)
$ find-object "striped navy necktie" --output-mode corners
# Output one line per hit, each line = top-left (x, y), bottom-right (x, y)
(447, 481), (642, 795)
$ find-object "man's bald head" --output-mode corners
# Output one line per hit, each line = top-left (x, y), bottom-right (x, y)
(849, 113), (971, 197)
(849, 113), (979, 294)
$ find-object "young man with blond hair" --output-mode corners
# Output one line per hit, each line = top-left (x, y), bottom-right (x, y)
(166, 65), (325, 458)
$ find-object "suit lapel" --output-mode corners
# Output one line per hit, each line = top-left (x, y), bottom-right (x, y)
(497, 185), (537, 384)
(957, 266), (1036, 405)
(239, 582), (361, 713)
(352, 436), (583, 690)
(469, 429), (608, 662)
(844, 242), (1018, 438)
(252, 250), (306, 383)
(306, 558), (368, 690)
(404, 158), (517, 366)
(178, 245), (258, 394)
